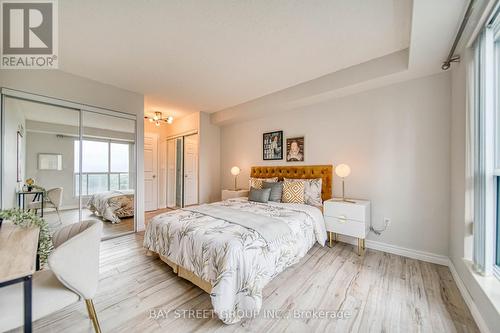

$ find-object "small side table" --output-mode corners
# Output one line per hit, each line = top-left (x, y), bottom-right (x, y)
(323, 198), (371, 255)
(222, 189), (249, 201)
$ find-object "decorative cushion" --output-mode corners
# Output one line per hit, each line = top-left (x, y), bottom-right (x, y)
(262, 181), (283, 202)
(285, 178), (323, 206)
(249, 177), (278, 189)
(282, 180), (305, 204)
(248, 187), (272, 203)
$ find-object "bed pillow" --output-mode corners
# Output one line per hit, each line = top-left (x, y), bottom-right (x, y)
(262, 181), (283, 202)
(249, 177), (278, 189)
(248, 187), (272, 203)
(282, 180), (305, 204)
(284, 178), (323, 206)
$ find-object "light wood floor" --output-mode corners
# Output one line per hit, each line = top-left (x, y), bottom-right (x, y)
(44, 208), (134, 238)
(24, 232), (478, 333)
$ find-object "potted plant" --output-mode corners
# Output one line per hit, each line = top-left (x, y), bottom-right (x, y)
(25, 178), (35, 192)
(0, 209), (53, 266)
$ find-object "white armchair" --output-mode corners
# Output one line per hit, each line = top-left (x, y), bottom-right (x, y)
(28, 187), (64, 223)
(0, 220), (103, 333)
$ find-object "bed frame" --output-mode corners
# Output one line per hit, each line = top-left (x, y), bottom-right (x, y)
(147, 164), (333, 293)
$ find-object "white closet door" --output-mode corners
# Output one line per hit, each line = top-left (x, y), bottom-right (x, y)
(144, 133), (158, 211)
(166, 139), (176, 208)
(183, 134), (198, 206)
(158, 140), (167, 209)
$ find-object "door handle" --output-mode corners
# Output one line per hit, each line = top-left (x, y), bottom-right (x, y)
(152, 175), (156, 178)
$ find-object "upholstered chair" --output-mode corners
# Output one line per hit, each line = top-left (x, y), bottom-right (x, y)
(0, 220), (103, 333)
(28, 187), (64, 223)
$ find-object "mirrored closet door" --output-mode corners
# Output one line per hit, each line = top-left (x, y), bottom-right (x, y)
(166, 134), (198, 208)
(80, 111), (136, 238)
(1, 91), (137, 239)
(2, 96), (80, 232)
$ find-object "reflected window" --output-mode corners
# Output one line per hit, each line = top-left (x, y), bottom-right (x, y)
(74, 139), (131, 195)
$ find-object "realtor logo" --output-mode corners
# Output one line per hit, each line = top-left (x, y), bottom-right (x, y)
(1, 0), (58, 68)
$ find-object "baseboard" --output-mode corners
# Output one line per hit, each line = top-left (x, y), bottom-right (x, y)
(335, 234), (449, 265)
(447, 259), (491, 333)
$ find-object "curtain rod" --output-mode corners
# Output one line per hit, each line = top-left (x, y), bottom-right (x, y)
(442, 0), (476, 70)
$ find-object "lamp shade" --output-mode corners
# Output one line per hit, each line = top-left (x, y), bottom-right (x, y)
(230, 166), (241, 176)
(335, 164), (351, 178)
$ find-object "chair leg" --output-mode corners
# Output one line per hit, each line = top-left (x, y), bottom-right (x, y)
(55, 207), (62, 224)
(85, 299), (102, 333)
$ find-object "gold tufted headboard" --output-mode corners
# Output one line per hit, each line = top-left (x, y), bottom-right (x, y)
(250, 165), (333, 201)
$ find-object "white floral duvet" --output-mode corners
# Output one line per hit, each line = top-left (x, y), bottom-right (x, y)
(143, 198), (327, 324)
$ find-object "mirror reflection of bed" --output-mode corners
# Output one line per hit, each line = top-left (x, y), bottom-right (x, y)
(2, 96), (137, 239)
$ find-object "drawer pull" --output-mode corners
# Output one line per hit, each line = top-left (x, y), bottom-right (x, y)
(338, 215), (347, 222)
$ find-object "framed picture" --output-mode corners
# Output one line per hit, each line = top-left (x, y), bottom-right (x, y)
(286, 136), (304, 162)
(263, 131), (283, 160)
(16, 131), (23, 182)
(38, 153), (63, 170)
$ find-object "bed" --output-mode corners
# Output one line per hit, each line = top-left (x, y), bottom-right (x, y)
(143, 165), (333, 324)
(87, 190), (134, 223)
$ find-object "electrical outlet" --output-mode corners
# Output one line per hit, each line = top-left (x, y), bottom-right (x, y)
(384, 218), (391, 226)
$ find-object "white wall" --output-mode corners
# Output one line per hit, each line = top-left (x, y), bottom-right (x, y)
(25, 132), (77, 208)
(165, 112), (200, 138)
(220, 72), (451, 256)
(199, 112), (221, 203)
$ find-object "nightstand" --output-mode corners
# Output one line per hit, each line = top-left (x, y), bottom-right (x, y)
(323, 199), (371, 255)
(222, 189), (249, 201)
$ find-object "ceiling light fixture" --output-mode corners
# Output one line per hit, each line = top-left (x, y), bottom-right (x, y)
(144, 111), (173, 127)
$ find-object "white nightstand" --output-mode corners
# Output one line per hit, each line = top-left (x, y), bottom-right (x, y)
(222, 189), (249, 201)
(323, 199), (371, 255)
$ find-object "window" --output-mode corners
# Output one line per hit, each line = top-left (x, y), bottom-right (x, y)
(496, 21), (500, 273)
(474, 6), (500, 279)
(74, 140), (130, 195)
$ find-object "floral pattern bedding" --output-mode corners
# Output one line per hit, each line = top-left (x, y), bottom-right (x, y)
(87, 190), (134, 223)
(143, 198), (327, 324)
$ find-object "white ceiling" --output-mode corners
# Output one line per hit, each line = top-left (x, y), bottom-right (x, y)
(58, 0), (412, 117)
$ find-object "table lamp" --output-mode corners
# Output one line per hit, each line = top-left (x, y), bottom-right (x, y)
(335, 164), (355, 203)
(230, 166), (240, 190)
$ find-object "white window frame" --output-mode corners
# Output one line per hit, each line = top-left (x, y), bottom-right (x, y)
(73, 138), (131, 197)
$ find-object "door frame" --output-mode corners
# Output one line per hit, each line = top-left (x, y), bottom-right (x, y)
(144, 132), (159, 212)
(164, 130), (199, 208)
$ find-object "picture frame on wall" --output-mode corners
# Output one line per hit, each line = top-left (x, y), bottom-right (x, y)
(286, 136), (304, 162)
(263, 130), (283, 160)
(16, 130), (23, 182)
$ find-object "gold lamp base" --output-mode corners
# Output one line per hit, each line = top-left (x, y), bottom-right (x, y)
(333, 178), (356, 203)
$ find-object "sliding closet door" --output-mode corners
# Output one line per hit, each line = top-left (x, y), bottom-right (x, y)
(81, 111), (136, 238)
(166, 138), (177, 208)
(2, 96), (80, 231)
(183, 134), (198, 206)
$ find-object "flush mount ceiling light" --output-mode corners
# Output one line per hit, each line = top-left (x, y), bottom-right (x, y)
(144, 111), (173, 127)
